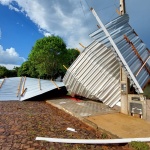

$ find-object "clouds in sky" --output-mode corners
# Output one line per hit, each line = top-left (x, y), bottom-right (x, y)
(0, 0), (96, 67)
(0, 0), (149, 68)
(0, 0), (94, 48)
(0, 45), (25, 65)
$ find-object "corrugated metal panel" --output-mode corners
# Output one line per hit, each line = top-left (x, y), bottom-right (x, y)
(63, 41), (120, 107)
(0, 78), (20, 101)
(89, 14), (150, 93)
(63, 13), (149, 107)
(0, 77), (65, 101)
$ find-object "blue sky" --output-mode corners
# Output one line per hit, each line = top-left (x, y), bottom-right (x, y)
(0, 0), (150, 69)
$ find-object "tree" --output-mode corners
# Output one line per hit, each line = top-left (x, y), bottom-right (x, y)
(0, 66), (8, 78)
(66, 48), (80, 67)
(18, 61), (38, 77)
(28, 36), (68, 79)
(0, 66), (19, 78)
(7, 67), (18, 77)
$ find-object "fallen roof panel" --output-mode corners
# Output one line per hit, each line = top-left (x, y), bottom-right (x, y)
(89, 14), (150, 93)
(0, 77), (65, 101)
(63, 41), (120, 107)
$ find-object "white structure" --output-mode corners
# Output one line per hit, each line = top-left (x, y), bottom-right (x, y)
(0, 77), (65, 101)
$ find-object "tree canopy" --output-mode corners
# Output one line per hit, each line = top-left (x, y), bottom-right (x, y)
(28, 36), (68, 79)
(0, 36), (80, 79)
(0, 66), (18, 78)
(16, 35), (80, 79)
(66, 48), (80, 67)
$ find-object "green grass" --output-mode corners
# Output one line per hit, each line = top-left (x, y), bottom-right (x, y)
(144, 84), (150, 98)
(129, 141), (149, 150)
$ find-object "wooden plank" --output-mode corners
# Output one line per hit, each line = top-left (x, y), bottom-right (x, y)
(79, 43), (85, 48)
(116, 9), (121, 15)
(22, 76), (26, 93)
(0, 78), (5, 89)
(50, 80), (60, 90)
(39, 78), (41, 90)
(124, 35), (150, 75)
(21, 88), (27, 96)
(136, 56), (150, 77)
(63, 65), (68, 70)
(17, 77), (23, 97)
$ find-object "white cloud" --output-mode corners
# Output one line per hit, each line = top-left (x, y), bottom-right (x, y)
(0, 0), (149, 50)
(0, 0), (11, 5)
(0, 63), (20, 70)
(0, 0), (94, 49)
(9, 4), (20, 12)
(0, 45), (25, 64)
(44, 32), (51, 37)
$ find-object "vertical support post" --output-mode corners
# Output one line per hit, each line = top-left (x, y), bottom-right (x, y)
(39, 78), (41, 90)
(120, 67), (129, 114)
(120, 0), (126, 15)
(120, 0), (129, 115)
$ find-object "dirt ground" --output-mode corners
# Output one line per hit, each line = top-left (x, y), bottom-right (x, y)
(0, 101), (132, 150)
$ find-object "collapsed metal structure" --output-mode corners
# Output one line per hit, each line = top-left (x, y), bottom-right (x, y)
(0, 77), (65, 101)
(63, 13), (150, 107)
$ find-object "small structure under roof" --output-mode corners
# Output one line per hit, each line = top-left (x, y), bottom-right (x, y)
(0, 77), (65, 101)
(63, 12), (150, 107)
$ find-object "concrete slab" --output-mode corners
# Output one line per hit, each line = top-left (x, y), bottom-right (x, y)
(46, 98), (150, 138)
(46, 98), (118, 117)
(87, 113), (150, 138)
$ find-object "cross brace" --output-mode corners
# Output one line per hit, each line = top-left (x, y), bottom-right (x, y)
(124, 35), (150, 75)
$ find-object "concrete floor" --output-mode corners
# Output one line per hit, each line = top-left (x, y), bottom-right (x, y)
(46, 98), (118, 117)
(47, 97), (150, 138)
(87, 113), (150, 138)
(146, 99), (150, 121)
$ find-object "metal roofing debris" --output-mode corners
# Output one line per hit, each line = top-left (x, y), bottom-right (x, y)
(36, 137), (150, 144)
(89, 13), (150, 93)
(0, 77), (65, 101)
(63, 41), (120, 107)
(63, 13), (150, 107)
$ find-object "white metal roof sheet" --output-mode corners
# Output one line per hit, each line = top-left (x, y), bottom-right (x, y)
(63, 13), (149, 107)
(0, 77), (65, 101)
(89, 14), (150, 93)
(63, 42), (120, 107)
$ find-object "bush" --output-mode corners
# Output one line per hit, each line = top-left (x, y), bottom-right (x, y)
(129, 141), (149, 150)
